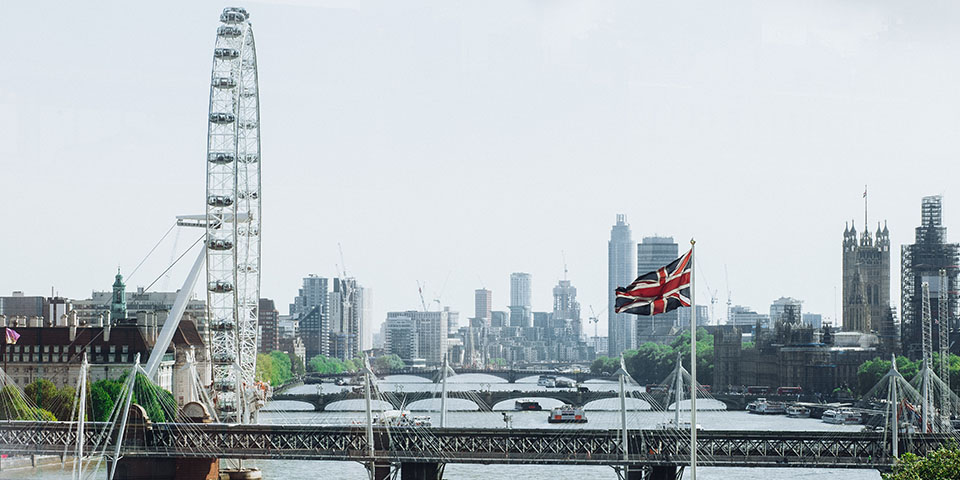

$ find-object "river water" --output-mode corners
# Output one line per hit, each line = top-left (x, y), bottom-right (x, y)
(6, 374), (883, 480)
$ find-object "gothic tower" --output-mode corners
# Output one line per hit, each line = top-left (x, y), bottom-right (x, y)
(842, 220), (890, 332)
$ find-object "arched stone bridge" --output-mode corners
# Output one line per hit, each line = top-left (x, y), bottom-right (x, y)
(273, 389), (656, 411)
(305, 368), (612, 384)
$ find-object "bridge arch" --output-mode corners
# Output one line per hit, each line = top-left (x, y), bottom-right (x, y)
(583, 397), (652, 411)
(325, 399), (393, 411)
(667, 399), (727, 411)
(491, 397), (567, 411)
(405, 398), (481, 411)
(261, 400), (316, 411)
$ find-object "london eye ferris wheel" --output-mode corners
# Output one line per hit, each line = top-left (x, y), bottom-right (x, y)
(205, 6), (261, 423)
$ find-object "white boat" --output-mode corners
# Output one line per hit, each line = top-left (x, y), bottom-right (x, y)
(749, 398), (786, 415)
(822, 409), (861, 425)
(354, 409), (432, 427)
(786, 405), (810, 418)
(538, 375), (557, 388)
(547, 405), (587, 423)
(656, 419), (703, 430)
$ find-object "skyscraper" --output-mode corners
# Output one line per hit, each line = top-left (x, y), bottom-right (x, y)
(608, 214), (635, 356)
(842, 216), (890, 333)
(509, 273), (532, 328)
(552, 279), (581, 338)
(474, 289), (492, 326)
(637, 236), (680, 330)
(291, 275), (329, 361)
(258, 298), (279, 353)
(901, 196), (958, 359)
(329, 277), (362, 361)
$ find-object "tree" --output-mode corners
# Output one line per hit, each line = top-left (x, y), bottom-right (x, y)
(856, 356), (924, 395)
(288, 352), (305, 376)
(256, 354), (275, 383)
(590, 356), (619, 375)
(884, 443), (960, 480)
(309, 354), (350, 374)
(372, 354), (405, 372)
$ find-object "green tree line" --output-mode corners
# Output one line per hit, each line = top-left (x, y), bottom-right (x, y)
(856, 353), (960, 396)
(255, 350), (305, 387)
(591, 328), (715, 386)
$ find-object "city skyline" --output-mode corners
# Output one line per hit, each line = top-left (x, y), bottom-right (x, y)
(3, 2), (960, 337)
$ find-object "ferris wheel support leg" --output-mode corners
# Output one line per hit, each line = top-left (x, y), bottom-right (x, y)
(145, 246), (207, 380)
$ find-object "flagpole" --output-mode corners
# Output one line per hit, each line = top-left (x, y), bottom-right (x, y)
(689, 239), (697, 480)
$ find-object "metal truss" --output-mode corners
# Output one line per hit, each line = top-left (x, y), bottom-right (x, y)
(1, 422), (953, 471)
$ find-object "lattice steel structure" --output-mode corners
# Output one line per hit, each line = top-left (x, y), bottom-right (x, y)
(902, 195), (959, 360)
(206, 6), (262, 422)
(2, 422), (955, 471)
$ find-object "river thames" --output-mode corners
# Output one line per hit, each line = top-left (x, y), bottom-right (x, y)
(6, 374), (883, 479)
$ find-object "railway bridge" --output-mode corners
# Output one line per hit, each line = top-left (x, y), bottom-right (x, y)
(0, 421), (945, 480)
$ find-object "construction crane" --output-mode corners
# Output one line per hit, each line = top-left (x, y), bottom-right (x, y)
(416, 281), (428, 312)
(337, 242), (348, 278)
(724, 265), (732, 325)
(696, 262), (719, 325)
(588, 305), (607, 341)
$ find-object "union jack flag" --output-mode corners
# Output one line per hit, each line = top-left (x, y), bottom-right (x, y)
(615, 248), (692, 315)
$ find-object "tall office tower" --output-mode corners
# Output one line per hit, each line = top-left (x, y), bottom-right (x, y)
(475, 289), (492, 326)
(329, 277), (361, 361)
(291, 275), (329, 361)
(842, 214), (890, 333)
(902, 196), (959, 359)
(637, 236), (680, 330)
(509, 272), (532, 328)
(552, 279), (582, 337)
(258, 298), (279, 353)
(608, 214), (636, 356)
(360, 287), (373, 351)
(383, 310), (449, 365)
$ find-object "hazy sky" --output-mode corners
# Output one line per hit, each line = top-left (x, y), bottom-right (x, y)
(3, 1), (960, 337)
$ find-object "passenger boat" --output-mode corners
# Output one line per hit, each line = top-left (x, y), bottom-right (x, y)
(785, 405), (810, 418)
(515, 400), (543, 411)
(547, 405), (587, 423)
(656, 419), (703, 430)
(749, 398), (787, 415)
(822, 409), (862, 425)
(538, 375), (557, 388)
(354, 410), (432, 427)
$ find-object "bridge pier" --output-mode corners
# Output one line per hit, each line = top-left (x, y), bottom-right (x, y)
(400, 462), (444, 480)
(648, 465), (677, 480)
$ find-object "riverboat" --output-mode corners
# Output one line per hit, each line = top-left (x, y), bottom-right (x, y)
(822, 409), (862, 425)
(786, 405), (810, 418)
(538, 375), (557, 387)
(547, 405), (587, 423)
(748, 398), (786, 415)
(515, 400), (543, 411)
(354, 410), (432, 427)
(656, 419), (702, 430)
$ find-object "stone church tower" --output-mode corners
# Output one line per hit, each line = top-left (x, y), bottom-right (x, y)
(842, 220), (890, 332)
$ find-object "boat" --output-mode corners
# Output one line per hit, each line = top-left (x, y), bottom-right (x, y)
(786, 405), (810, 418)
(538, 375), (557, 388)
(547, 405), (587, 423)
(822, 408), (862, 425)
(656, 419), (703, 430)
(515, 400), (543, 411)
(354, 410), (432, 427)
(745, 400), (758, 413)
(749, 398), (787, 415)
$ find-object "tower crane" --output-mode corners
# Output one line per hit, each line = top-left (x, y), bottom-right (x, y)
(697, 262), (719, 325)
(725, 265), (732, 325)
(588, 305), (607, 341)
(416, 281), (428, 312)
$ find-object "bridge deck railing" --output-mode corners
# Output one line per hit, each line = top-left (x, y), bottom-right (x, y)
(1, 421), (951, 470)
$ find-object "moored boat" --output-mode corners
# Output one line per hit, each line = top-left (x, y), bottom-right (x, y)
(749, 398), (787, 415)
(822, 408), (861, 425)
(515, 400), (543, 411)
(786, 405), (810, 418)
(547, 404), (587, 423)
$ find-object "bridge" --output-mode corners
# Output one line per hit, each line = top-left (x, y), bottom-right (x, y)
(271, 389), (764, 412)
(0, 420), (949, 479)
(305, 368), (612, 384)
